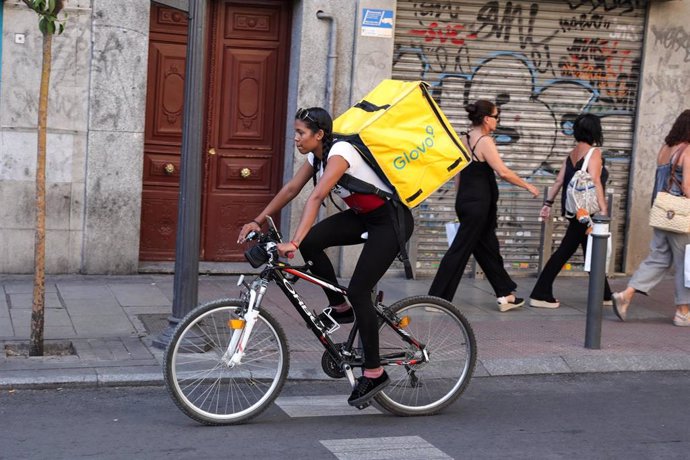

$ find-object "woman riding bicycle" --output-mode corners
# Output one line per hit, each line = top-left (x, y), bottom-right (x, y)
(238, 107), (414, 407)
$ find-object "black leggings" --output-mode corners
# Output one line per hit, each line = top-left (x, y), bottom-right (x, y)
(531, 218), (612, 300)
(300, 203), (414, 369)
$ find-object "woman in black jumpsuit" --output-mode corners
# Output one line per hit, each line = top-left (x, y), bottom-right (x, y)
(429, 100), (539, 311)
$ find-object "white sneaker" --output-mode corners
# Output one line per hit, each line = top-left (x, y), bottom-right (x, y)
(673, 310), (690, 327)
(529, 297), (560, 309)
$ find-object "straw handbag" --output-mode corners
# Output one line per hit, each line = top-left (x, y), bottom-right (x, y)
(649, 146), (690, 233)
(649, 192), (690, 233)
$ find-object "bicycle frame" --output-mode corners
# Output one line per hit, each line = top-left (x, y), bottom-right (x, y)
(237, 258), (427, 388)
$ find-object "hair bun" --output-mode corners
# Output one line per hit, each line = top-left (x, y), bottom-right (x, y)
(465, 103), (477, 114)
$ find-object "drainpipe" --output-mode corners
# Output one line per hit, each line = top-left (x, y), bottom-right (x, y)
(316, 10), (337, 113)
(316, 9), (339, 265)
(348, 0), (360, 105)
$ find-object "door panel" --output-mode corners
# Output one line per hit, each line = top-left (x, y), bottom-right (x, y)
(219, 47), (278, 147)
(148, 43), (186, 140)
(140, 192), (179, 258)
(216, 156), (273, 191)
(223, 4), (283, 41)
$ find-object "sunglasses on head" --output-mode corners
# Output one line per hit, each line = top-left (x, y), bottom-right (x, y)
(296, 108), (316, 123)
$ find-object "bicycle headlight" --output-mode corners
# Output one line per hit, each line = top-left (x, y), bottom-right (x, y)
(244, 244), (269, 268)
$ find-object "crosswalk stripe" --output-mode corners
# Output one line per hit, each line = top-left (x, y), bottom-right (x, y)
(275, 395), (381, 417)
(320, 436), (453, 459)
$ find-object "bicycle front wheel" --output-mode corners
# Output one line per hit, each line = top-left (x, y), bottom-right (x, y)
(164, 299), (289, 425)
(375, 295), (476, 416)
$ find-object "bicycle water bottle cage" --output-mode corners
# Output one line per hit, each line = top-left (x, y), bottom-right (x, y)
(320, 307), (341, 334)
(245, 244), (269, 268)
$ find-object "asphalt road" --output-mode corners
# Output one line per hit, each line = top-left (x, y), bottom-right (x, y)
(1, 372), (688, 459)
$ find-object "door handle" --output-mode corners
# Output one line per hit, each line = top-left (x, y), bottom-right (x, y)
(208, 148), (216, 155)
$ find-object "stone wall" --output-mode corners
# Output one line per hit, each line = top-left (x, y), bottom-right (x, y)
(0, 0), (149, 274)
(0, 0), (91, 273)
(626, 0), (690, 272)
(82, 0), (150, 273)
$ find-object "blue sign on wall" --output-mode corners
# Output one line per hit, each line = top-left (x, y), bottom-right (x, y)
(361, 8), (394, 38)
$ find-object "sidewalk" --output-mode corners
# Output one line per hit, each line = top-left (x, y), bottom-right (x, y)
(1, 272), (689, 389)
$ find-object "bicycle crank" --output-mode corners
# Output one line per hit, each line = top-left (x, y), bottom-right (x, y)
(320, 350), (346, 378)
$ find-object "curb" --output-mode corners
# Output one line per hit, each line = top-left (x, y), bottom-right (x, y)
(3, 355), (690, 390)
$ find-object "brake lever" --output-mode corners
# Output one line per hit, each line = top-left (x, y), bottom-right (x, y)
(244, 230), (259, 242)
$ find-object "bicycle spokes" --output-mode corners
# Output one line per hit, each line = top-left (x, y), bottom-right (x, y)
(375, 296), (476, 415)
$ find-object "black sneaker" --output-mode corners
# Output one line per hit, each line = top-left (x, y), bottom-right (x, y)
(318, 307), (355, 329)
(347, 371), (390, 407)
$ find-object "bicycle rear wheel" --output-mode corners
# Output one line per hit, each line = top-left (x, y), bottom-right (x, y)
(375, 295), (476, 416)
(164, 299), (289, 425)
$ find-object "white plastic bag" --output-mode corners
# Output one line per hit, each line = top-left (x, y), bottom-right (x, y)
(684, 244), (690, 288)
(584, 233), (612, 273)
(445, 222), (459, 248)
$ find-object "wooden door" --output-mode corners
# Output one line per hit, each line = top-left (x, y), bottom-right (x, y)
(140, 1), (291, 261)
(202, 0), (291, 260)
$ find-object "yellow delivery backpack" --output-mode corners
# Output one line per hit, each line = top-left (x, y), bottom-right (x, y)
(331, 79), (471, 278)
(333, 79), (471, 208)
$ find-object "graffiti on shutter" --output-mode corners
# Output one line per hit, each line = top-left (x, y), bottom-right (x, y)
(393, 0), (647, 277)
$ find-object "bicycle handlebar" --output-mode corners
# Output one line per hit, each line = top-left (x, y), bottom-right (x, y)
(242, 216), (287, 269)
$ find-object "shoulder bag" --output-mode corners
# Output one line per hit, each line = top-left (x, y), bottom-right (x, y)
(649, 145), (690, 233)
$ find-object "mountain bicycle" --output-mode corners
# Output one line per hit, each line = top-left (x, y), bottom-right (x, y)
(163, 217), (477, 425)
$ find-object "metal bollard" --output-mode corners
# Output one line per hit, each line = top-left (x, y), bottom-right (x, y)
(584, 215), (611, 349)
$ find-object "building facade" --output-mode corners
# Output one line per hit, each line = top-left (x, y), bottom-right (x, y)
(0, 0), (688, 276)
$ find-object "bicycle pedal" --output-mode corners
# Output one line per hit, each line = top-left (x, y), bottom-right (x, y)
(355, 402), (371, 410)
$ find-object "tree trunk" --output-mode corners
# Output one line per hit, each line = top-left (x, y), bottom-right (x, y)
(29, 33), (53, 357)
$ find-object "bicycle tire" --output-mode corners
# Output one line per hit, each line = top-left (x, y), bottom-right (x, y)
(374, 295), (476, 416)
(164, 298), (289, 425)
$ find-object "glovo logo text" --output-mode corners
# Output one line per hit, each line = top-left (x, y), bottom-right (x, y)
(393, 125), (435, 170)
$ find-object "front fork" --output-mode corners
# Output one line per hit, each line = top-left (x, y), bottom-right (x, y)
(221, 278), (266, 367)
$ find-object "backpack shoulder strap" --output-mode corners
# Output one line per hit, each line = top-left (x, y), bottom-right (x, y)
(337, 174), (394, 200)
(581, 147), (596, 172)
(337, 174), (413, 278)
(389, 200), (414, 279)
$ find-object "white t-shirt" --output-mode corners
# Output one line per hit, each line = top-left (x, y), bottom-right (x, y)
(307, 141), (392, 199)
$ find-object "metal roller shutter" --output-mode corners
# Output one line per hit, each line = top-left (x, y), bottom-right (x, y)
(393, 0), (647, 277)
